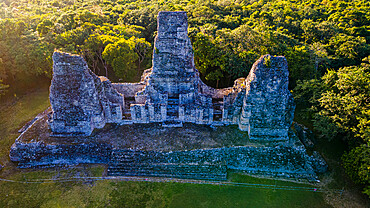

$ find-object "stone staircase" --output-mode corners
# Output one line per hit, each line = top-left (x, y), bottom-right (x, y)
(213, 98), (223, 121)
(162, 120), (183, 127)
(107, 149), (227, 180)
(123, 97), (135, 120)
(166, 97), (179, 120)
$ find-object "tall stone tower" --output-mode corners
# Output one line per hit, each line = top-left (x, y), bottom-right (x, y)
(49, 52), (124, 136)
(131, 11), (213, 124)
(149, 11), (198, 98)
(238, 55), (295, 140)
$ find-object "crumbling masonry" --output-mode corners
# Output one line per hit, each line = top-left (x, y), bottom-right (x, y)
(49, 11), (295, 140)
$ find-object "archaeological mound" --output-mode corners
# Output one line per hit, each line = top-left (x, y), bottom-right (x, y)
(10, 11), (326, 181)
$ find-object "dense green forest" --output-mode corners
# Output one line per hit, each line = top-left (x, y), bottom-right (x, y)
(0, 0), (369, 198)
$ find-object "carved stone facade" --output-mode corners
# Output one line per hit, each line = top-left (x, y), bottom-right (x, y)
(49, 11), (295, 141)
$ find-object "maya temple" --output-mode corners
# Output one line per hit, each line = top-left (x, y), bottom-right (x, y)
(9, 11), (327, 181)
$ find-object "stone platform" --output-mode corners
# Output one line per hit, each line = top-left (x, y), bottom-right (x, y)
(10, 108), (326, 181)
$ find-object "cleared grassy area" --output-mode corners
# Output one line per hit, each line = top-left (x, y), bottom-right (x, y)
(169, 174), (329, 208)
(0, 87), (332, 207)
(0, 87), (50, 167)
(0, 171), (330, 208)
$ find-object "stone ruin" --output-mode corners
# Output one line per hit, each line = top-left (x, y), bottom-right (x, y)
(49, 54), (124, 136)
(9, 11), (327, 181)
(49, 11), (295, 141)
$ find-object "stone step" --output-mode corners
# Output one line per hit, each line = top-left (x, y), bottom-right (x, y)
(107, 163), (227, 180)
(162, 121), (183, 127)
(213, 110), (222, 114)
(166, 104), (179, 116)
(167, 103), (179, 116)
(167, 112), (178, 117)
(165, 116), (179, 120)
(167, 105), (179, 109)
(166, 108), (179, 112)
(167, 100), (179, 105)
(112, 149), (143, 155)
(110, 163), (223, 172)
(213, 114), (222, 121)
(108, 149), (227, 180)
(110, 149), (224, 167)
(107, 171), (226, 180)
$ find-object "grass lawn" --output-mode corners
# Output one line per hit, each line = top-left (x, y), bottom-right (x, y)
(0, 87), (50, 167)
(0, 170), (330, 208)
(169, 174), (329, 208)
(0, 86), (353, 208)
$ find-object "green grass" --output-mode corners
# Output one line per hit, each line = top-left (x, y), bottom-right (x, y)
(0, 171), (330, 208)
(0, 87), (50, 166)
(0, 87), (333, 208)
(169, 174), (329, 208)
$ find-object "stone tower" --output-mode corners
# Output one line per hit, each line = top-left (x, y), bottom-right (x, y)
(49, 52), (124, 136)
(131, 11), (213, 124)
(149, 11), (198, 98)
(239, 55), (295, 140)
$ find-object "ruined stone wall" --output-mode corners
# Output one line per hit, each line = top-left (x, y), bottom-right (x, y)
(239, 55), (295, 140)
(112, 68), (152, 97)
(113, 83), (146, 98)
(198, 80), (233, 99)
(49, 52), (124, 136)
(99, 77), (125, 123)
